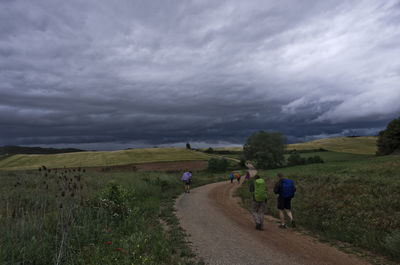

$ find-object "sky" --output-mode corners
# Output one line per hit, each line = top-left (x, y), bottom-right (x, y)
(1, 0), (399, 150)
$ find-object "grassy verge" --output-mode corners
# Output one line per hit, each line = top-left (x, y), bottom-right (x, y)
(0, 168), (225, 265)
(236, 154), (400, 262)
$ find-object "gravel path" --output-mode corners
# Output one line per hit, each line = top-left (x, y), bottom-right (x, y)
(175, 178), (369, 265)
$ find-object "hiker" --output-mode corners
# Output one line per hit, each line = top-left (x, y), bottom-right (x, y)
(245, 171), (250, 181)
(181, 171), (192, 193)
(273, 173), (296, 228)
(236, 173), (241, 184)
(230, 171), (234, 183)
(250, 175), (267, 230)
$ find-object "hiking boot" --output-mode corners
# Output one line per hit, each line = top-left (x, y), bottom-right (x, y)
(279, 224), (287, 229)
(291, 220), (296, 228)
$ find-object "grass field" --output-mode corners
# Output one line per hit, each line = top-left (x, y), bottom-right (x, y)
(200, 136), (377, 155)
(236, 152), (400, 262)
(0, 168), (227, 265)
(287, 136), (378, 155)
(283, 151), (370, 163)
(0, 148), (211, 170)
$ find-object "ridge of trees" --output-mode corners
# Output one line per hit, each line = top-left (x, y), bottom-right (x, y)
(0, 145), (84, 155)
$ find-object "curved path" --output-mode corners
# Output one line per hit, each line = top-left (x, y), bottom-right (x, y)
(175, 173), (369, 265)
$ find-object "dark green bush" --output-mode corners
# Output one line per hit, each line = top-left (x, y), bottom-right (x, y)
(377, 117), (400, 155)
(207, 158), (228, 172)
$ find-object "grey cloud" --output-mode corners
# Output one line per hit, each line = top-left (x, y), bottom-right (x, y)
(0, 0), (399, 149)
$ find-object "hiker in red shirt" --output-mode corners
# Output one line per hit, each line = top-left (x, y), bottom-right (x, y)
(236, 173), (241, 184)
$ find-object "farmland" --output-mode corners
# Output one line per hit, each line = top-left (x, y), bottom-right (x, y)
(0, 148), (211, 171)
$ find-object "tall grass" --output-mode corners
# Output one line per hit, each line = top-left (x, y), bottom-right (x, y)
(0, 168), (225, 264)
(236, 154), (400, 261)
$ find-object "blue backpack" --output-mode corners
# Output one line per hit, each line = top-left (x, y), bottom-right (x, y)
(281, 179), (295, 198)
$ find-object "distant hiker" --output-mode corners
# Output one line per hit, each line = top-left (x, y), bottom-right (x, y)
(274, 173), (296, 228)
(236, 173), (241, 184)
(250, 175), (267, 230)
(230, 172), (234, 184)
(181, 171), (192, 193)
(245, 171), (250, 181)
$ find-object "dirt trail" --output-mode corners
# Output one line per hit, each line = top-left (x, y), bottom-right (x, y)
(175, 170), (369, 265)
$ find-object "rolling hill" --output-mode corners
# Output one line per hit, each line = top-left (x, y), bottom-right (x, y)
(0, 148), (211, 170)
(286, 136), (378, 155)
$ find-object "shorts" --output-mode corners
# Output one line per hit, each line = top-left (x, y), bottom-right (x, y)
(185, 180), (191, 185)
(277, 197), (292, 210)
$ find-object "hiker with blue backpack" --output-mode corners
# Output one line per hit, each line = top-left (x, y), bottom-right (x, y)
(274, 173), (296, 228)
(250, 175), (267, 230)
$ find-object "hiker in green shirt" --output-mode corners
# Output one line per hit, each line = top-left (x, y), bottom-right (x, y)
(249, 175), (267, 230)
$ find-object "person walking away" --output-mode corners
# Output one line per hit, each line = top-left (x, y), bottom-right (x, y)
(230, 172), (234, 184)
(250, 175), (267, 230)
(236, 173), (241, 184)
(245, 171), (250, 181)
(181, 171), (192, 193)
(273, 173), (296, 228)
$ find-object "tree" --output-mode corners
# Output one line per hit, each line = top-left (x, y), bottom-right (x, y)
(204, 147), (214, 153)
(377, 117), (400, 155)
(186, 142), (191, 150)
(243, 131), (286, 169)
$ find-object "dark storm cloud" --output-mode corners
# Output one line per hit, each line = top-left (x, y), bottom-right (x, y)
(1, 0), (400, 149)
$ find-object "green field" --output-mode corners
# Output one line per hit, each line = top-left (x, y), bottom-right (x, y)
(200, 136), (378, 155)
(287, 136), (378, 155)
(0, 148), (211, 170)
(236, 152), (400, 261)
(284, 151), (371, 163)
(0, 168), (226, 265)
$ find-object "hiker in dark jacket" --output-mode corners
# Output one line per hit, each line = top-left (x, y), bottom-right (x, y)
(274, 173), (296, 228)
(250, 175), (267, 231)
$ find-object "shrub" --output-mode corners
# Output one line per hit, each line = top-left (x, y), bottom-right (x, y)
(207, 158), (228, 172)
(100, 181), (130, 220)
(287, 152), (305, 166)
(239, 156), (247, 168)
(287, 153), (323, 167)
(384, 229), (400, 258)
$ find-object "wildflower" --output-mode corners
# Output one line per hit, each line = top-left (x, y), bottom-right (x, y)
(107, 241), (111, 246)
(340, 196), (344, 199)
(108, 228), (111, 233)
(118, 248), (122, 252)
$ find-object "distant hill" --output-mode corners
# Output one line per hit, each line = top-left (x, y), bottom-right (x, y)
(0, 147), (211, 170)
(0, 145), (84, 155)
(287, 136), (378, 155)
